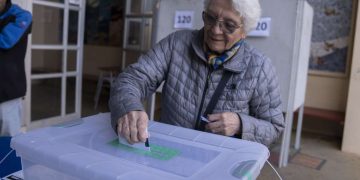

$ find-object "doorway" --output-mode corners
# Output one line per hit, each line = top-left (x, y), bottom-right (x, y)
(25, 0), (85, 129)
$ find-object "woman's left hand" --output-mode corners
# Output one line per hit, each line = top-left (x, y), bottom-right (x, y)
(205, 112), (241, 136)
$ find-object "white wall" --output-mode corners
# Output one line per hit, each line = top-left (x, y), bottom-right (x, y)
(342, 1), (360, 156)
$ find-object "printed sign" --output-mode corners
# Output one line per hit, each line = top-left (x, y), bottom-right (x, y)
(174, 11), (194, 29)
(248, 17), (271, 37)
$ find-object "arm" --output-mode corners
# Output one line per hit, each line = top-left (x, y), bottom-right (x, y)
(238, 57), (285, 146)
(109, 33), (174, 134)
(0, 5), (32, 49)
(0, 15), (15, 31)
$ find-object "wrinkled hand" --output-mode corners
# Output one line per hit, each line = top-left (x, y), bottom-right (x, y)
(205, 112), (241, 136)
(117, 111), (149, 144)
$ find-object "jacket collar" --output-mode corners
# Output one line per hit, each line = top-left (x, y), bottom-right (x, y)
(0, 0), (11, 16)
(191, 28), (207, 61)
(191, 29), (250, 73)
(222, 42), (251, 73)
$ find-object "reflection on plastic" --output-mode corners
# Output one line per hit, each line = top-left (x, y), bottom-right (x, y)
(108, 139), (179, 161)
(53, 119), (83, 128)
(103, 136), (220, 177)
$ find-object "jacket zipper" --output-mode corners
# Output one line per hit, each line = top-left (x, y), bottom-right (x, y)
(195, 68), (213, 129)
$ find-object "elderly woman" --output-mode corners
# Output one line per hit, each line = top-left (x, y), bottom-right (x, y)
(110, 0), (285, 147)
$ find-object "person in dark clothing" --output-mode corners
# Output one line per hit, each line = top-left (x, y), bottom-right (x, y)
(0, 0), (32, 136)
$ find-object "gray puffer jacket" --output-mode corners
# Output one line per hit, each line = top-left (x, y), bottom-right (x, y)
(109, 29), (285, 146)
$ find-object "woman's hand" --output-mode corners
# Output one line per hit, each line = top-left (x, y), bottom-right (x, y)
(117, 111), (149, 144)
(206, 112), (241, 136)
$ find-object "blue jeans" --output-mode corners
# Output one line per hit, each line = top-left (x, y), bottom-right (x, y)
(0, 98), (22, 136)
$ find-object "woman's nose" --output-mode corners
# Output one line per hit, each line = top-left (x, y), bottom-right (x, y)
(210, 21), (224, 34)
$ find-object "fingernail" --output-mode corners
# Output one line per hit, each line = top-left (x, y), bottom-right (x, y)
(146, 128), (149, 138)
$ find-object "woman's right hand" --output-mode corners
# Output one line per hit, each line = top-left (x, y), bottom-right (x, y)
(117, 111), (149, 144)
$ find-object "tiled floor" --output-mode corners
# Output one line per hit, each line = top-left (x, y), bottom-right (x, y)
(259, 133), (360, 180)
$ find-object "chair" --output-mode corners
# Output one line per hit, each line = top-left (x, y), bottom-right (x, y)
(94, 66), (121, 109)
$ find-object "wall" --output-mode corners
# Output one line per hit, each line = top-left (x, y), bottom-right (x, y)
(303, 75), (348, 137)
(304, 0), (356, 112)
(82, 45), (123, 80)
(305, 76), (349, 111)
(342, 1), (360, 156)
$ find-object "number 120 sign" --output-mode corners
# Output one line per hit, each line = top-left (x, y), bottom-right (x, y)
(174, 11), (194, 29)
(248, 17), (271, 37)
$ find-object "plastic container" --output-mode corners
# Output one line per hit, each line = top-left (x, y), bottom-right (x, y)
(11, 113), (269, 180)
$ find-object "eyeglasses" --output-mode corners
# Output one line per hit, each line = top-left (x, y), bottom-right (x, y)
(202, 11), (242, 34)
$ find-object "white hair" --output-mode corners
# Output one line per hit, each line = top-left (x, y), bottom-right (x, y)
(203, 0), (261, 33)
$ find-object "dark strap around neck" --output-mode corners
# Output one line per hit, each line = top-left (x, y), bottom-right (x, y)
(196, 70), (232, 131)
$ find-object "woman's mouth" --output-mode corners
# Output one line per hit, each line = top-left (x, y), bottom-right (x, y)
(209, 37), (223, 41)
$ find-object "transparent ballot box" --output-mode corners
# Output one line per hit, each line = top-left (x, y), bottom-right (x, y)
(11, 113), (269, 180)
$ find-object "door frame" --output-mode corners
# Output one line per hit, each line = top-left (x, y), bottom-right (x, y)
(23, 0), (86, 130)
